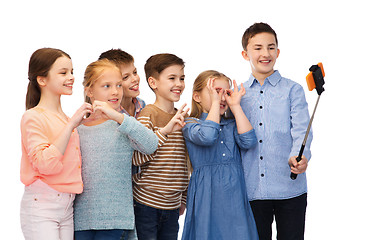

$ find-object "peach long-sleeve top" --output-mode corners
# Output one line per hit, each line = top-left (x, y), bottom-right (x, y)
(20, 107), (83, 193)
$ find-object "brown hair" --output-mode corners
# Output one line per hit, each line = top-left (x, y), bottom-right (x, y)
(241, 22), (278, 51)
(98, 48), (134, 66)
(190, 70), (231, 118)
(26, 48), (71, 110)
(144, 53), (185, 91)
(83, 59), (121, 104)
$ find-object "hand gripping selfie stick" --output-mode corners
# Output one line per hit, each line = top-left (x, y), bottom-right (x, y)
(290, 63), (325, 180)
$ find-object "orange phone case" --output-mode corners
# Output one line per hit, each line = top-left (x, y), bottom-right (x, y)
(306, 62), (325, 91)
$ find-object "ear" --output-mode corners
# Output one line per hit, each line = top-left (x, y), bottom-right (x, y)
(241, 50), (250, 61)
(276, 48), (280, 59)
(192, 91), (201, 103)
(85, 87), (93, 98)
(148, 76), (157, 90)
(37, 76), (47, 87)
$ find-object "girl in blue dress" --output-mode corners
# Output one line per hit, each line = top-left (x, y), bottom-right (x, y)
(181, 70), (259, 240)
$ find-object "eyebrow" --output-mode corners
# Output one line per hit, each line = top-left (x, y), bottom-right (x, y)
(59, 67), (72, 71)
(168, 73), (185, 77)
(254, 43), (276, 47)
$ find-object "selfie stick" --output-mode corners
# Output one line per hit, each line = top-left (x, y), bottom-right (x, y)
(290, 63), (325, 180)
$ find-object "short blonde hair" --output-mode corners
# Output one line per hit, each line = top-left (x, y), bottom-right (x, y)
(83, 59), (121, 104)
(190, 70), (231, 118)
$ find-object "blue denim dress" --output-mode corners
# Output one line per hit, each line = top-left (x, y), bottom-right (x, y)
(181, 113), (259, 240)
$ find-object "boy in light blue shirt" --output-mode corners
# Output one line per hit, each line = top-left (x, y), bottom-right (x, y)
(239, 22), (312, 240)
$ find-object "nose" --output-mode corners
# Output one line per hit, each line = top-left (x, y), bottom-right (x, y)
(175, 78), (184, 87)
(261, 47), (270, 57)
(221, 92), (226, 101)
(132, 74), (140, 83)
(111, 86), (119, 95)
(68, 72), (75, 81)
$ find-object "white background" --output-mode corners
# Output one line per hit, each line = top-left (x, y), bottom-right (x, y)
(1, 0), (371, 239)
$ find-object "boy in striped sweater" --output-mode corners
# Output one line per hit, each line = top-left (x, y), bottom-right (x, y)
(132, 53), (189, 240)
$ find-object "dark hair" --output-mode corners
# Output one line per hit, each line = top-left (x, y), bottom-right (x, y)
(98, 48), (134, 66)
(144, 53), (185, 90)
(26, 48), (71, 110)
(242, 22), (278, 51)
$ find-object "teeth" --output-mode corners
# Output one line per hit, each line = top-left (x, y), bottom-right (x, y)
(130, 85), (139, 90)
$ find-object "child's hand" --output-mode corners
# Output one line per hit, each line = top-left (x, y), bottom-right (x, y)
(225, 80), (245, 109)
(288, 155), (308, 175)
(207, 77), (224, 104)
(69, 102), (93, 129)
(86, 100), (124, 124)
(179, 203), (186, 216)
(160, 103), (189, 136)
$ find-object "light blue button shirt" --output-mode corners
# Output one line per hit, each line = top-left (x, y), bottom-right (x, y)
(240, 70), (312, 201)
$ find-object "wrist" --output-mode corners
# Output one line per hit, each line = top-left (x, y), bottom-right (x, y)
(113, 112), (124, 124)
(229, 104), (242, 113)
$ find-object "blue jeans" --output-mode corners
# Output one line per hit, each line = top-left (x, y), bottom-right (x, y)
(134, 201), (179, 240)
(74, 229), (130, 240)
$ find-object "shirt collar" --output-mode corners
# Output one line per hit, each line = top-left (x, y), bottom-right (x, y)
(247, 70), (281, 87)
(199, 112), (234, 125)
(119, 97), (143, 117)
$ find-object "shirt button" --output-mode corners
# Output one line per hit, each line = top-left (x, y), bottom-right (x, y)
(259, 140), (263, 143)
(260, 156), (263, 160)
(261, 174), (265, 177)
(221, 141), (224, 144)
(259, 106), (263, 109)
(259, 123), (263, 126)
(220, 129), (222, 131)
(222, 153), (226, 157)
(260, 90), (264, 94)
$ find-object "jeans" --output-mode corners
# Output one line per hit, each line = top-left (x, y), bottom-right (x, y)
(20, 180), (75, 240)
(74, 229), (130, 240)
(134, 201), (179, 240)
(250, 193), (307, 240)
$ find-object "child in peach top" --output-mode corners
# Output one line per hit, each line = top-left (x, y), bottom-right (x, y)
(20, 48), (92, 240)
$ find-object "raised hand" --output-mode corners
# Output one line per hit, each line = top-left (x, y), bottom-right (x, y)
(207, 77), (224, 104)
(160, 103), (189, 136)
(225, 80), (245, 109)
(84, 100), (124, 124)
(69, 102), (93, 128)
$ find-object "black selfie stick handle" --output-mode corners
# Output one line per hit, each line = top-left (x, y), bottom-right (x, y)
(290, 144), (305, 180)
(290, 94), (321, 180)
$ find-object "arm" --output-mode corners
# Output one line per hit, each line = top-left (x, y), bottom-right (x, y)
(132, 113), (167, 166)
(53, 103), (93, 154)
(205, 77), (223, 124)
(225, 80), (253, 134)
(182, 119), (220, 146)
(288, 84), (312, 173)
(21, 103), (92, 175)
(118, 115), (158, 155)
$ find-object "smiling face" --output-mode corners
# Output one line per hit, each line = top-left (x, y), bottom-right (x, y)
(242, 32), (280, 84)
(119, 62), (140, 99)
(86, 68), (123, 111)
(149, 64), (185, 104)
(38, 56), (75, 96)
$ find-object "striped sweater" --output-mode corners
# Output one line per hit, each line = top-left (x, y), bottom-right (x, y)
(132, 104), (188, 210)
